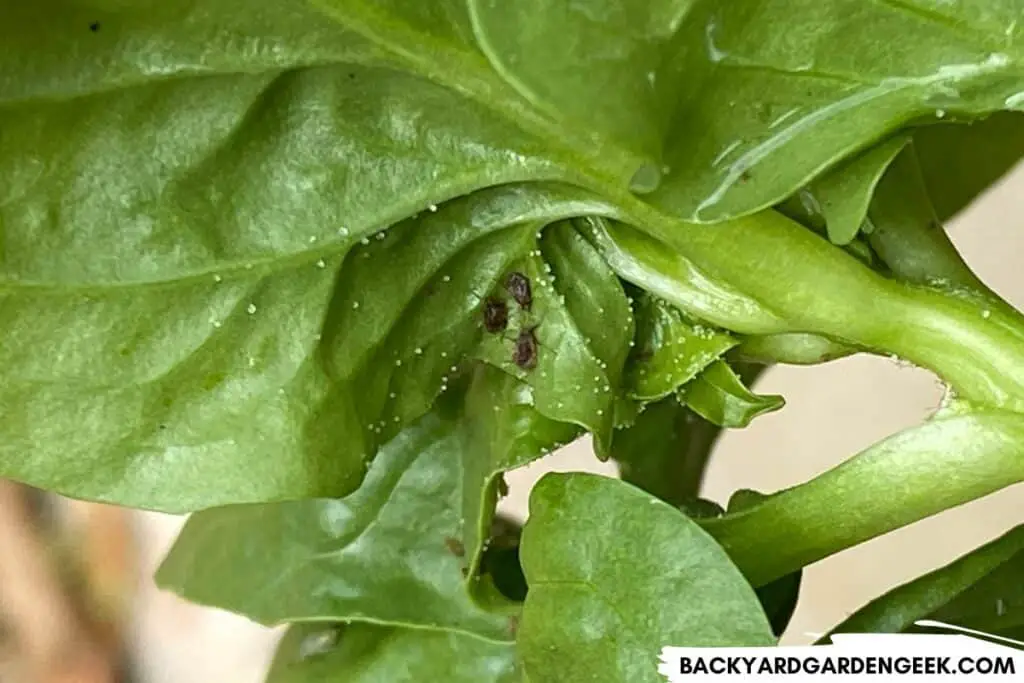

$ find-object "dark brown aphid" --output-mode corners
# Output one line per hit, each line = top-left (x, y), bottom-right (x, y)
(482, 297), (508, 333)
(512, 327), (539, 370)
(505, 272), (532, 310)
(444, 537), (466, 558)
(507, 615), (520, 637)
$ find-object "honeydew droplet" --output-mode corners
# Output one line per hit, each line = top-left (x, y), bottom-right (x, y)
(298, 630), (339, 661)
(247, 303), (257, 314)
(628, 162), (662, 194)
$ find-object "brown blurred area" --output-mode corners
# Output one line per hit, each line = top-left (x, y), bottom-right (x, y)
(0, 481), (135, 683)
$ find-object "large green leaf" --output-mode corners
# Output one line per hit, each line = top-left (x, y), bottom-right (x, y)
(265, 622), (520, 683)
(5, 0), (1024, 509)
(518, 473), (775, 683)
(155, 382), (513, 641)
(827, 525), (1024, 641)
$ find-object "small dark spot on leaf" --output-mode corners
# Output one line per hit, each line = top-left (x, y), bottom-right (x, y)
(444, 537), (465, 558)
(158, 424), (167, 430)
(460, 566), (469, 578)
(505, 272), (532, 310)
(739, 170), (752, 183)
(89, 21), (101, 32)
(512, 327), (539, 370)
(482, 297), (508, 333)
(507, 615), (520, 636)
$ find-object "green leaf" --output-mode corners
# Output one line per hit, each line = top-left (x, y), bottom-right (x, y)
(460, 365), (580, 582)
(265, 622), (520, 683)
(518, 473), (775, 683)
(156, 381), (513, 641)
(827, 525), (1024, 640)
(651, 1), (1024, 221)
(915, 112), (1024, 221)
(683, 361), (785, 428)
(807, 135), (911, 245)
(865, 143), (989, 291)
(468, 0), (688, 177)
(625, 294), (737, 401)
(0, 179), (601, 510)
(611, 397), (721, 507)
(473, 223), (632, 455)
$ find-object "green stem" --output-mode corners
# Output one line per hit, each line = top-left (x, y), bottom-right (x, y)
(643, 209), (1024, 412)
(698, 410), (1024, 587)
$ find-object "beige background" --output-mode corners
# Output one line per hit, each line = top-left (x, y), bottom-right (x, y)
(129, 163), (1024, 680)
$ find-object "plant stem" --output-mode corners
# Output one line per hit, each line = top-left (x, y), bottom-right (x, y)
(698, 410), (1024, 587)
(646, 209), (1024, 412)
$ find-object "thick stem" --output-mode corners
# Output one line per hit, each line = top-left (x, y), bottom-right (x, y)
(650, 210), (1024, 412)
(698, 410), (1024, 587)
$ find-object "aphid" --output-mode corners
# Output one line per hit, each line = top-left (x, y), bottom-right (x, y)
(505, 272), (532, 310)
(444, 537), (466, 558)
(483, 297), (508, 333)
(512, 327), (539, 370)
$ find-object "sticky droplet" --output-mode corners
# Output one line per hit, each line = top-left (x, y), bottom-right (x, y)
(297, 627), (340, 660)
(628, 163), (662, 194)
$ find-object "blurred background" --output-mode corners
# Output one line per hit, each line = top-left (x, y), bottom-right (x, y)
(1, 163), (1022, 682)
